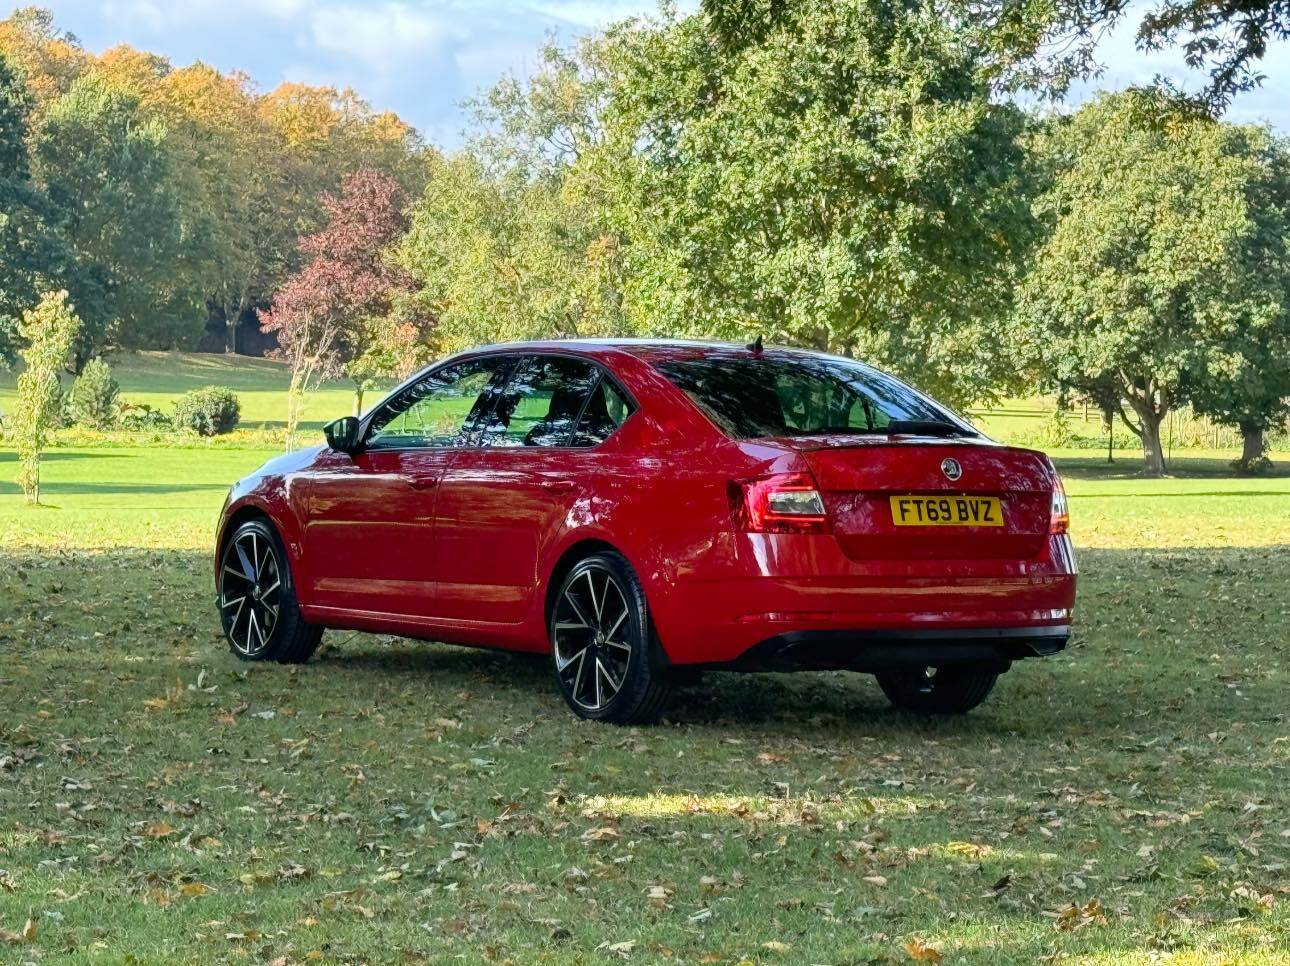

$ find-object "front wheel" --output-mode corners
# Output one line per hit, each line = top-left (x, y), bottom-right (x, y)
(549, 552), (672, 724)
(218, 518), (321, 664)
(876, 666), (998, 715)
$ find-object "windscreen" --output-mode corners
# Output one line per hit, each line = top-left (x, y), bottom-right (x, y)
(655, 354), (971, 440)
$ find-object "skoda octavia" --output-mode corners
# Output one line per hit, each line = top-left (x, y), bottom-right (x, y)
(215, 340), (1076, 723)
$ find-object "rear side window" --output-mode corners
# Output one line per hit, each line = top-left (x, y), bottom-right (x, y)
(478, 356), (630, 448)
(655, 355), (966, 439)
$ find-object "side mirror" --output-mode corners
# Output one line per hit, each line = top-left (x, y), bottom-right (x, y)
(324, 416), (362, 455)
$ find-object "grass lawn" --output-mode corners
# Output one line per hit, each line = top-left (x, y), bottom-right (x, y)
(1, 357), (1288, 963)
(0, 351), (367, 432)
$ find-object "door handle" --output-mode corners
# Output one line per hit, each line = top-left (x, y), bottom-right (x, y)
(406, 477), (437, 491)
(540, 480), (576, 493)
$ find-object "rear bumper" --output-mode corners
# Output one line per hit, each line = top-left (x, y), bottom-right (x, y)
(717, 624), (1069, 673)
(648, 533), (1077, 665)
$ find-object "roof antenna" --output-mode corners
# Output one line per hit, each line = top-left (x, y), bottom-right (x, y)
(746, 334), (764, 358)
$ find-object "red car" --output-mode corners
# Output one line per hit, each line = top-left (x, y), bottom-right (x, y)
(215, 340), (1076, 723)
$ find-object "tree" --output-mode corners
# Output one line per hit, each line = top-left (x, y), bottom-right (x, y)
(598, 1), (1038, 409)
(1179, 132), (1290, 472)
(396, 151), (628, 354)
(954, 0), (1290, 112)
(261, 169), (427, 444)
(0, 7), (87, 113)
(1016, 90), (1288, 475)
(0, 50), (87, 370)
(11, 289), (80, 503)
(35, 73), (201, 363)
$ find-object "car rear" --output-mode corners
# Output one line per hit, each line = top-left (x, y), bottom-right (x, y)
(638, 347), (1076, 676)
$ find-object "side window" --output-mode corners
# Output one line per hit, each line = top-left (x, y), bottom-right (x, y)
(365, 358), (505, 450)
(572, 377), (633, 447)
(478, 356), (603, 448)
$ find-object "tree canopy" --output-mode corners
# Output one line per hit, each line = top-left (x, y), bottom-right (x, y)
(1015, 89), (1290, 474)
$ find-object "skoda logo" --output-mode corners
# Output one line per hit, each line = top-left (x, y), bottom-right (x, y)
(940, 458), (963, 481)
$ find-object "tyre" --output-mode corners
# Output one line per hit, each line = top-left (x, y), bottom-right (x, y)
(549, 551), (673, 724)
(875, 666), (998, 715)
(217, 518), (322, 664)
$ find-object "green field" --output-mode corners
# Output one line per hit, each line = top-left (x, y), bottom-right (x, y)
(1, 356), (1288, 963)
(0, 351), (369, 432)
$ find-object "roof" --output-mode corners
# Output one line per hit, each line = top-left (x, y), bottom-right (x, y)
(458, 337), (820, 363)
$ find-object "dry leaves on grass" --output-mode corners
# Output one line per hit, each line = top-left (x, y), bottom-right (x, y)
(904, 938), (943, 963)
(1053, 897), (1108, 931)
(0, 918), (37, 945)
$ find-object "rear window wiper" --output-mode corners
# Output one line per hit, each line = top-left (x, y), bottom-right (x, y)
(886, 419), (971, 437)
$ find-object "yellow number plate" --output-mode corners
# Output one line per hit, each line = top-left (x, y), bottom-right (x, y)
(889, 495), (1004, 527)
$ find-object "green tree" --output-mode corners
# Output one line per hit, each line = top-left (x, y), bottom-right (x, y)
(0, 51), (76, 368)
(1016, 90), (1288, 476)
(1179, 133), (1290, 473)
(11, 289), (80, 503)
(395, 151), (627, 354)
(66, 355), (120, 429)
(35, 73), (206, 362)
(600, 1), (1038, 409)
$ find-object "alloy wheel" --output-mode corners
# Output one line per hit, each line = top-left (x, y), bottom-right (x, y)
(552, 565), (634, 712)
(219, 529), (282, 657)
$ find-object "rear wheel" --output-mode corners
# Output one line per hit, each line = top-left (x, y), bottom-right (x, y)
(549, 552), (672, 724)
(218, 518), (321, 664)
(876, 666), (998, 714)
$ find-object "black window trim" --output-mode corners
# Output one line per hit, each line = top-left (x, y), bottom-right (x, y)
(355, 348), (637, 454)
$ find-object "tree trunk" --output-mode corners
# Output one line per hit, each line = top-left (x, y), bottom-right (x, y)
(1236, 421), (1266, 474)
(353, 383), (364, 417)
(1138, 410), (1165, 476)
(226, 304), (238, 355)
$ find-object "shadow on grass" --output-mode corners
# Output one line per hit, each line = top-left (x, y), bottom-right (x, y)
(0, 480), (231, 496)
(3, 541), (1285, 962)
(1074, 490), (1289, 499)
(0, 449), (133, 462)
(3, 544), (1286, 732)
(1054, 454), (1289, 480)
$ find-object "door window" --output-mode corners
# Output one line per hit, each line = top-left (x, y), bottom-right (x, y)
(478, 356), (623, 448)
(365, 357), (507, 450)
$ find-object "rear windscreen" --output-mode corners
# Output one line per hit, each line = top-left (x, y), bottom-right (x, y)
(655, 355), (970, 440)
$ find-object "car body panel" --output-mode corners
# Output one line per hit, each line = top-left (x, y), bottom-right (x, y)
(216, 339), (1077, 669)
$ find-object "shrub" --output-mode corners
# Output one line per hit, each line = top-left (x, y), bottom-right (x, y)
(119, 403), (172, 431)
(66, 357), (120, 429)
(172, 386), (241, 436)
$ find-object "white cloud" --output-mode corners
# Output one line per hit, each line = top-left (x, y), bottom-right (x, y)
(310, 2), (463, 68)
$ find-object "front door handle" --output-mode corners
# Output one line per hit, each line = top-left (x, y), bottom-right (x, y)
(540, 480), (576, 493)
(406, 477), (437, 491)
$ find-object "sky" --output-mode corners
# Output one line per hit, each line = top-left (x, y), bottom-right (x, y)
(6, 1), (1290, 147)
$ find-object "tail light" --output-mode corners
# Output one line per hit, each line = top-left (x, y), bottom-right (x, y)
(732, 472), (829, 534)
(1049, 474), (1070, 535)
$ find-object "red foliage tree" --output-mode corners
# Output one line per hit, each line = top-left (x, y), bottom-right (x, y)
(260, 168), (429, 441)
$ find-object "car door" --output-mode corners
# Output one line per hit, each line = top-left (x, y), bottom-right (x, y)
(432, 354), (635, 624)
(300, 356), (510, 618)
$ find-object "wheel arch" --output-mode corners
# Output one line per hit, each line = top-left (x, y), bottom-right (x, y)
(543, 537), (625, 630)
(216, 497), (302, 585)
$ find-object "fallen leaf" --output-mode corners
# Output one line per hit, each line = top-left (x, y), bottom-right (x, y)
(905, 939), (943, 963)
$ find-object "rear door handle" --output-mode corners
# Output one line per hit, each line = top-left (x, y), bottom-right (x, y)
(540, 480), (576, 493)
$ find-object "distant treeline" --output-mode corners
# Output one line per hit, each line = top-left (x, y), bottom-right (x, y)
(3, 3), (1289, 475)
